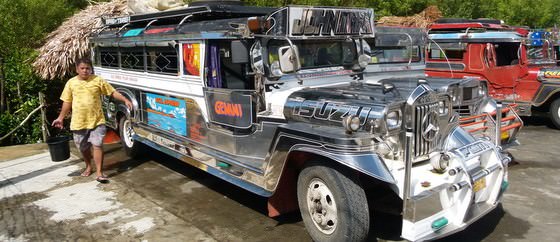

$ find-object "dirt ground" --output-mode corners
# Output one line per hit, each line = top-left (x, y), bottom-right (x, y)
(0, 117), (559, 242)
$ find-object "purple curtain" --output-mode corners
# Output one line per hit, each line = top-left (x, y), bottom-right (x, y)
(207, 43), (222, 88)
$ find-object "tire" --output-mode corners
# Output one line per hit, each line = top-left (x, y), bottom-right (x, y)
(550, 98), (560, 129)
(297, 163), (369, 242)
(119, 116), (142, 157)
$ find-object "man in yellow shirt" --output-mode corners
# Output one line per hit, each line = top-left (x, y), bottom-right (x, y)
(52, 58), (132, 183)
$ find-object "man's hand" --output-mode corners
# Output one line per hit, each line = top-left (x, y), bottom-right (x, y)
(124, 99), (133, 110)
(52, 118), (64, 129)
(112, 91), (133, 111)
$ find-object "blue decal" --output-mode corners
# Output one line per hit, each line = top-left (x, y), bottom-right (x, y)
(145, 93), (187, 136)
(123, 28), (144, 37)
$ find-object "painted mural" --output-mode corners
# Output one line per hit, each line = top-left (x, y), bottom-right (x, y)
(145, 93), (188, 136)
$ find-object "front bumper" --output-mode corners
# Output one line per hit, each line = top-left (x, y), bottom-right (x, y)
(400, 140), (510, 241)
(458, 101), (523, 147)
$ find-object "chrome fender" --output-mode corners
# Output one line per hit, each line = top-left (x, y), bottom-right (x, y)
(290, 145), (395, 184)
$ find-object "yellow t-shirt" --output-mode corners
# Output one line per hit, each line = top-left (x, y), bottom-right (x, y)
(60, 75), (115, 130)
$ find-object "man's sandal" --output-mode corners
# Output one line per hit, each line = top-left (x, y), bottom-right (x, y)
(96, 176), (109, 183)
(80, 170), (92, 177)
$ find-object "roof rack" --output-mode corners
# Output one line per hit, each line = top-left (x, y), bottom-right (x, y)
(435, 18), (503, 25)
(102, 4), (274, 28)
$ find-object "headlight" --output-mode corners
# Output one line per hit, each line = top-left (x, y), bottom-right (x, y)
(438, 100), (448, 114)
(343, 115), (361, 133)
(478, 83), (488, 96)
(478, 97), (497, 114)
(386, 111), (400, 129)
(450, 86), (460, 104)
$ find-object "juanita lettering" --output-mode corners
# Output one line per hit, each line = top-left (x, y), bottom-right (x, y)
(215, 101), (243, 117)
(291, 8), (373, 36)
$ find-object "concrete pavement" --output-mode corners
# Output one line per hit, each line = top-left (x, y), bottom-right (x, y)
(0, 117), (558, 241)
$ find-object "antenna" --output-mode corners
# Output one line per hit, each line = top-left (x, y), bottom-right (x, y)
(427, 37), (455, 78)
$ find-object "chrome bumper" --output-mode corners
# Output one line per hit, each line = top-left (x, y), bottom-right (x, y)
(401, 138), (509, 241)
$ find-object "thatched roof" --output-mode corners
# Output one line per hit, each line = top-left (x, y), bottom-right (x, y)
(377, 6), (442, 29)
(33, 0), (127, 80)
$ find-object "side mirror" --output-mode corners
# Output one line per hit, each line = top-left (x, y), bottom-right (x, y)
(278, 46), (300, 73)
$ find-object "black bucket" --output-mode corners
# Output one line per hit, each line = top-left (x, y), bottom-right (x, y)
(47, 136), (70, 162)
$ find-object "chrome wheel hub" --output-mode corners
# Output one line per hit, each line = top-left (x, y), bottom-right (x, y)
(306, 178), (337, 234)
(123, 119), (135, 148)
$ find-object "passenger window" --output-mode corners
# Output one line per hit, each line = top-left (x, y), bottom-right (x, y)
(147, 46), (179, 75)
(182, 43), (201, 76)
(493, 42), (520, 66)
(206, 41), (252, 89)
(429, 48), (463, 60)
(121, 47), (145, 71)
(100, 47), (119, 68)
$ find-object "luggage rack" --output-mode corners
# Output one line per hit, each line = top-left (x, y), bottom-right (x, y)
(102, 3), (274, 28)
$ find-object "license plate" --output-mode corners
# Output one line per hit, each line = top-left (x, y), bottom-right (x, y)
(473, 178), (486, 192)
(501, 131), (509, 140)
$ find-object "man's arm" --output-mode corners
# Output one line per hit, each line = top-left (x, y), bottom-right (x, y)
(111, 91), (133, 110)
(52, 102), (71, 129)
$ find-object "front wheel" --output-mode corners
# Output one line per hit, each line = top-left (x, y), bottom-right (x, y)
(119, 116), (142, 157)
(297, 163), (370, 242)
(550, 98), (560, 129)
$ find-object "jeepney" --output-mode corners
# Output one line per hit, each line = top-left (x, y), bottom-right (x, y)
(92, 3), (510, 241)
(427, 19), (560, 129)
(364, 26), (522, 145)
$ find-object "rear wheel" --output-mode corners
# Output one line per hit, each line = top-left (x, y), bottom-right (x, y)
(550, 98), (560, 129)
(297, 163), (369, 242)
(119, 116), (142, 157)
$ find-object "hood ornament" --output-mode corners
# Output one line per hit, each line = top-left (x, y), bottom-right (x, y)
(422, 110), (440, 141)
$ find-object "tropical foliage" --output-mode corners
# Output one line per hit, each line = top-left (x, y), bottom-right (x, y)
(0, 0), (92, 145)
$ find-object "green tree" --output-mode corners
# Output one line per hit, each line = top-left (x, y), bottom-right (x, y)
(0, 0), (85, 145)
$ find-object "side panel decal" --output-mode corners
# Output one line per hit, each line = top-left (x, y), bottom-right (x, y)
(145, 93), (188, 136)
(206, 90), (253, 129)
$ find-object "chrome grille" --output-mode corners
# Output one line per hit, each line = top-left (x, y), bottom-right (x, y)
(455, 105), (473, 117)
(414, 103), (439, 157)
(463, 87), (474, 101)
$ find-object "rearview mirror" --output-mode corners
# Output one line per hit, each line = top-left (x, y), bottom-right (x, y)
(278, 46), (301, 73)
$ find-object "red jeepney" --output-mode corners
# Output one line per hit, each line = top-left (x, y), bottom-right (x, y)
(426, 19), (560, 128)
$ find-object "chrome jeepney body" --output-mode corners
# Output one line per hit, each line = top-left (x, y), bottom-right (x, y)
(364, 26), (522, 146)
(92, 3), (509, 241)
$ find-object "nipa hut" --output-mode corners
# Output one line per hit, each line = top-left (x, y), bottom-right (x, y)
(33, 0), (127, 80)
(377, 6), (442, 29)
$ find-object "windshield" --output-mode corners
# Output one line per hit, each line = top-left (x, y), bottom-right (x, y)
(365, 33), (422, 64)
(527, 41), (556, 64)
(268, 39), (356, 69)
(368, 46), (421, 64)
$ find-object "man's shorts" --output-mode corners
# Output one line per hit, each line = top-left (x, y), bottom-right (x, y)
(73, 125), (106, 152)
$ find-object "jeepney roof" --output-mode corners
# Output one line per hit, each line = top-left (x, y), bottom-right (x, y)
(93, 4), (375, 41)
(429, 31), (524, 43)
(429, 22), (508, 31)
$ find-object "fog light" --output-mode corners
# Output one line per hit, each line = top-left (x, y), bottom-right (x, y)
(431, 217), (448, 231)
(431, 153), (450, 173)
